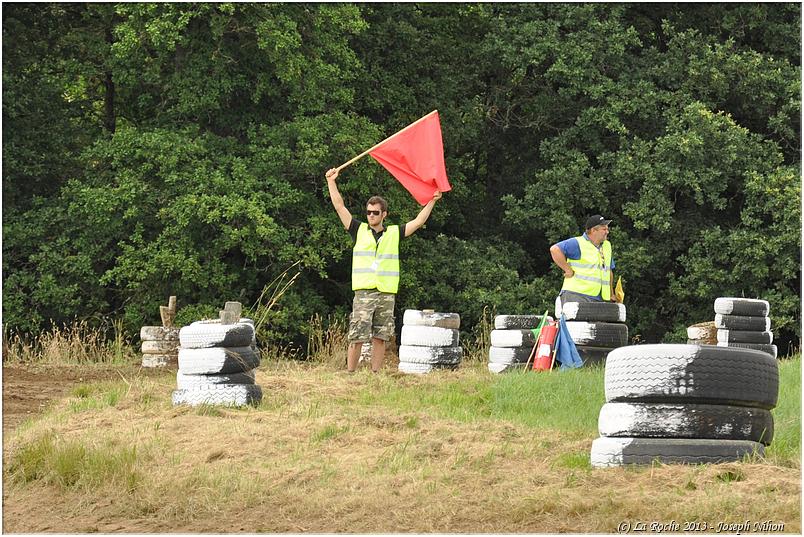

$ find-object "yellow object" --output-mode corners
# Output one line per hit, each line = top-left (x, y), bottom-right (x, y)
(561, 236), (613, 301)
(614, 276), (625, 303)
(352, 223), (400, 294)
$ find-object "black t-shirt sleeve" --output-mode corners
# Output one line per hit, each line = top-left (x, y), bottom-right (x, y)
(348, 218), (361, 242)
(399, 223), (406, 239)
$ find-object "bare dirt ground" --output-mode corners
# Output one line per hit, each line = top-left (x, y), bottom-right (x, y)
(3, 363), (164, 434)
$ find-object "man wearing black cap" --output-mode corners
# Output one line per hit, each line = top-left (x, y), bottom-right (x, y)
(549, 215), (619, 306)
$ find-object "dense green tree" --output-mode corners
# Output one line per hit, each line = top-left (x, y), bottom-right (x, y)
(3, 3), (800, 353)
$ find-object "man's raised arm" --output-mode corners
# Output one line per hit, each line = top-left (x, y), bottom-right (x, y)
(403, 190), (442, 237)
(325, 168), (352, 230)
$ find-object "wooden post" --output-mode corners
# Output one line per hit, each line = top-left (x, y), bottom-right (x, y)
(220, 301), (242, 325)
(160, 295), (177, 328)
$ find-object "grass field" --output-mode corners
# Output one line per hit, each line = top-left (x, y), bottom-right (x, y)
(3, 349), (800, 533)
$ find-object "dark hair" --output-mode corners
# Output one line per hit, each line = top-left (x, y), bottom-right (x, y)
(366, 196), (388, 213)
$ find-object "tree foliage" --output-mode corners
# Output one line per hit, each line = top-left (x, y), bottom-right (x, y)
(3, 3), (800, 352)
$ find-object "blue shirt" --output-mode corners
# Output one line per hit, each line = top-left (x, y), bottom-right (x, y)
(554, 233), (615, 300)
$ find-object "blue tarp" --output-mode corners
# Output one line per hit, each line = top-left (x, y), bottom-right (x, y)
(554, 314), (583, 369)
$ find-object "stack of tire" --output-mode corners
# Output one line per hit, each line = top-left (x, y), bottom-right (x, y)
(398, 310), (461, 374)
(140, 326), (180, 368)
(715, 297), (777, 359)
(488, 315), (549, 374)
(172, 318), (262, 406)
(556, 299), (629, 365)
(591, 344), (778, 467)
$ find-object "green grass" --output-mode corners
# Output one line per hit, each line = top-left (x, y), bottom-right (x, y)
(67, 381), (128, 413)
(358, 362), (606, 435)
(7, 431), (145, 492)
(767, 354), (801, 462)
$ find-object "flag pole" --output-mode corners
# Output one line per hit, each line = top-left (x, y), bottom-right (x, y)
(335, 110), (438, 172)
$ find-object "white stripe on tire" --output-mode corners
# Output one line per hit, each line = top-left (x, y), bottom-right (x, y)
(172, 384), (262, 407)
(400, 325), (459, 347)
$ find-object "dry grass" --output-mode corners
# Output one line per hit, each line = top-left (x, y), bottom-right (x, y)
(3, 360), (800, 534)
(3, 319), (135, 365)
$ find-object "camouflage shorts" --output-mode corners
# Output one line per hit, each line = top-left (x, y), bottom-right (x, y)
(348, 290), (396, 343)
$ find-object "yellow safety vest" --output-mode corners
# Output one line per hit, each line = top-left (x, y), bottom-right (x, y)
(561, 236), (612, 300)
(352, 223), (400, 294)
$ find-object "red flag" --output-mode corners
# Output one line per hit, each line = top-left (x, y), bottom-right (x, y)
(369, 111), (451, 205)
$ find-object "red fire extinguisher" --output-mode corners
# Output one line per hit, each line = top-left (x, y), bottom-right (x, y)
(532, 321), (558, 371)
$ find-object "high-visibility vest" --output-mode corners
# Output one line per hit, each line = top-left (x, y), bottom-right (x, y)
(561, 236), (611, 300)
(352, 223), (400, 294)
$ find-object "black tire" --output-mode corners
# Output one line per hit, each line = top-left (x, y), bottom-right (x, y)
(179, 323), (255, 349)
(714, 314), (770, 332)
(177, 346), (260, 375)
(717, 329), (773, 344)
(402, 310), (460, 329)
(488, 345), (532, 364)
(605, 344), (779, 409)
(590, 437), (764, 467)
(565, 321), (628, 347)
(398, 345), (462, 365)
(576, 346), (612, 365)
(717, 342), (778, 359)
(561, 302), (626, 323)
(714, 297), (770, 317)
(176, 369), (256, 389)
(494, 315), (551, 330)
(598, 402), (774, 445)
(490, 329), (539, 348)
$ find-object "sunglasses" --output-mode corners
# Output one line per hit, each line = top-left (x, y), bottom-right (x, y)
(366, 210), (382, 216)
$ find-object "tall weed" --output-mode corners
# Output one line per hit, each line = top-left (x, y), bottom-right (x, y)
(3, 319), (135, 365)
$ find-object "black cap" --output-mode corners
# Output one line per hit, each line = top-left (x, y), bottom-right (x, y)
(585, 214), (612, 230)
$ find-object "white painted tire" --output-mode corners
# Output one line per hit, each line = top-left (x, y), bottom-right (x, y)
(178, 346), (260, 375)
(716, 329), (773, 344)
(398, 345), (462, 365)
(565, 321), (628, 347)
(488, 362), (527, 374)
(714, 297), (770, 317)
(400, 325), (459, 347)
(398, 361), (458, 374)
(591, 437), (764, 467)
(140, 326), (180, 341)
(402, 310), (460, 329)
(179, 322), (255, 349)
(604, 344), (778, 410)
(141, 340), (180, 353)
(714, 314), (770, 332)
(488, 345), (532, 365)
(192, 317), (255, 326)
(142, 354), (176, 368)
(172, 384), (262, 407)
(598, 402), (773, 444)
(561, 302), (626, 323)
(490, 329), (539, 348)
(176, 369), (256, 389)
